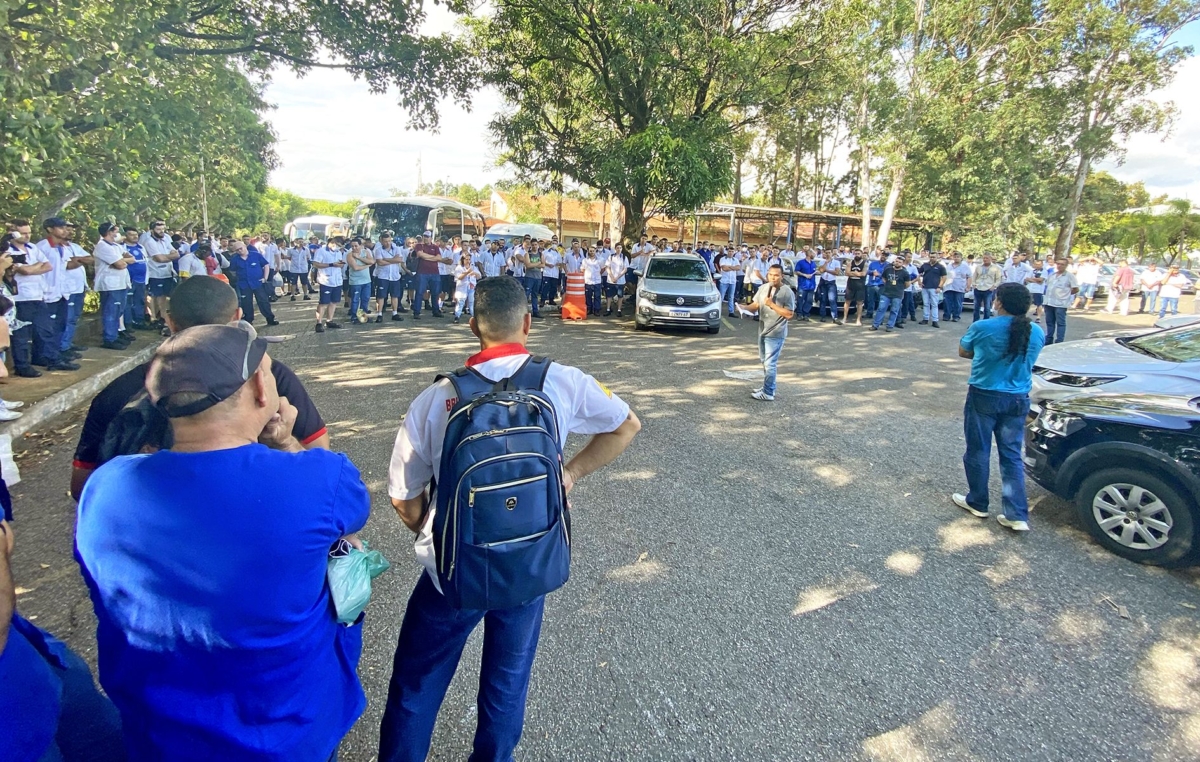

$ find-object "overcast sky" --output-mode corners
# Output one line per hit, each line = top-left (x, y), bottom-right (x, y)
(265, 17), (1200, 207)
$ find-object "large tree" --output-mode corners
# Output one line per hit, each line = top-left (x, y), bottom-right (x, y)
(472, 0), (828, 241)
(1045, 0), (1200, 258)
(2, 0), (473, 228)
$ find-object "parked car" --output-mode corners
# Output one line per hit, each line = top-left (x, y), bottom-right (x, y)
(1086, 313), (1200, 340)
(635, 253), (723, 334)
(1030, 323), (1200, 408)
(484, 222), (555, 244)
(1180, 269), (1199, 295)
(1025, 393), (1200, 566)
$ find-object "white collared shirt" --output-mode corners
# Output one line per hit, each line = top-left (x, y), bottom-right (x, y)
(93, 239), (131, 292)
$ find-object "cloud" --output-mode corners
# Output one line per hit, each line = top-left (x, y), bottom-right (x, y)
(1097, 54), (1200, 201)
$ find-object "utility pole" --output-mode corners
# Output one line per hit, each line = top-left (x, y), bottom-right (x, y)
(200, 155), (210, 232)
(415, 153), (423, 195)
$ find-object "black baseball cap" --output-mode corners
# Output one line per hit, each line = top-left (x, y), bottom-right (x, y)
(147, 321), (283, 418)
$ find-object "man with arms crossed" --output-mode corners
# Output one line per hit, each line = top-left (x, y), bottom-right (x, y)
(380, 276), (640, 762)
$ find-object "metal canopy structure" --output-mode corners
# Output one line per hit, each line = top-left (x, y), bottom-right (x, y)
(689, 202), (944, 250)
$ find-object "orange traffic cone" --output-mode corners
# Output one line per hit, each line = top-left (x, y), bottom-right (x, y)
(561, 272), (587, 320)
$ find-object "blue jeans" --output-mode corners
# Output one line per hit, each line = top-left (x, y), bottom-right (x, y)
(719, 281), (737, 314)
(413, 273), (442, 316)
(455, 291), (476, 318)
(865, 285), (880, 315)
(758, 333), (785, 396)
(59, 292), (85, 351)
(797, 287), (815, 318)
(378, 574), (545, 762)
(125, 281), (148, 326)
(943, 290), (964, 320)
(348, 283), (371, 320)
(963, 386), (1030, 522)
(818, 280), (838, 318)
(872, 294), (902, 329)
(98, 290), (126, 343)
(922, 288), (940, 321)
(973, 289), (994, 321)
(1140, 289), (1158, 313)
(523, 276), (542, 316)
(1159, 297), (1179, 318)
(1043, 305), (1068, 344)
(585, 284), (602, 314)
(900, 291), (917, 321)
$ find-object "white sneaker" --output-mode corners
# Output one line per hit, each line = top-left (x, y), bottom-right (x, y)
(750, 390), (775, 401)
(752, 387), (763, 395)
(0, 408), (23, 421)
(997, 515), (1030, 532)
(1, 400), (24, 410)
(952, 493), (988, 518)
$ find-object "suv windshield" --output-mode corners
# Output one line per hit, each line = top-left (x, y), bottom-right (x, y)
(1122, 325), (1200, 362)
(646, 259), (712, 281)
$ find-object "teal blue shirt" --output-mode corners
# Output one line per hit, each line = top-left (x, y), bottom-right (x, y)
(960, 315), (1045, 394)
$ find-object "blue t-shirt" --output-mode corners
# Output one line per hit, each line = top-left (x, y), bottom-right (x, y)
(125, 242), (148, 284)
(75, 445), (371, 762)
(228, 251), (270, 290)
(795, 259), (818, 290)
(960, 316), (1046, 394)
(867, 259), (885, 286)
(0, 615), (68, 761)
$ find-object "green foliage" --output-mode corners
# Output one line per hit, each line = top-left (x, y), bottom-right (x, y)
(471, 0), (825, 239)
(2, 0), (471, 234)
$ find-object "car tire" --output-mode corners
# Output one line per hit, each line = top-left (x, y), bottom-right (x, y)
(1074, 467), (1199, 567)
(634, 321), (650, 331)
(706, 325), (720, 334)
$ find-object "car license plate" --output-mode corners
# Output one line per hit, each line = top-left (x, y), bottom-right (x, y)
(669, 310), (689, 318)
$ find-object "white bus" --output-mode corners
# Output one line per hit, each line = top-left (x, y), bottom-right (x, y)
(283, 215), (351, 242)
(351, 197), (486, 242)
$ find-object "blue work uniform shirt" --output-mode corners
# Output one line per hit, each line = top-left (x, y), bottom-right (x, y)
(75, 445), (371, 762)
(960, 316), (1046, 394)
(0, 615), (69, 761)
(795, 259), (818, 290)
(867, 259), (885, 287)
(228, 251), (270, 290)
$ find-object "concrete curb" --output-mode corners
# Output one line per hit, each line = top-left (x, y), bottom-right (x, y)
(1, 341), (161, 440)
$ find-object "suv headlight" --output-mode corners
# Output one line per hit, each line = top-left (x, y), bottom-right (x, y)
(1037, 411), (1085, 437)
(641, 290), (657, 301)
(1035, 369), (1126, 387)
(704, 292), (720, 304)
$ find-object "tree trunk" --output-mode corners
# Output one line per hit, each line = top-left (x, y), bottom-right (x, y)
(619, 194), (646, 244)
(857, 89), (872, 251)
(38, 190), (82, 222)
(791, 142), (802, 207)
(876, 165), (905, 253)
(733, 154), (743, 204)
(1054, 146), (1092, 259)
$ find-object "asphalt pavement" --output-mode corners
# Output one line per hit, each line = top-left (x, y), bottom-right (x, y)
(8, 295), (1200, 761)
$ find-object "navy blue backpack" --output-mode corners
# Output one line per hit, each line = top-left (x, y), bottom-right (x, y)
(432, 356), (571, 610)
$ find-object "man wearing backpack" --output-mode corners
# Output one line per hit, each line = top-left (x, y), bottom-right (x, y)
(380, 275), (641, 762)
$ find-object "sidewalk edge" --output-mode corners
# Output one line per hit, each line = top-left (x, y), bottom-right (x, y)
(1, 342), (160, 439)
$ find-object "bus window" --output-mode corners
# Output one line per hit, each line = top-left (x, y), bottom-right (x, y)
(437, 206), (463, 240)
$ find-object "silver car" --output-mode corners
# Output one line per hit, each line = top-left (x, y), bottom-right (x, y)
(1031, 323), (1200, 408)
(635, 253), (723, 334)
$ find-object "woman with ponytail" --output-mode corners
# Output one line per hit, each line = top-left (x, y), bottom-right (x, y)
(952, 282), (1046, 532)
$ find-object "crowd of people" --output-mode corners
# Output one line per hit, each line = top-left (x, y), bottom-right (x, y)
(4, 206), (1189, 762)
(3, 273), (641, 762)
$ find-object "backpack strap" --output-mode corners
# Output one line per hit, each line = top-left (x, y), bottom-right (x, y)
(495, 356), (551, 393)
(435, 366), (493, 406)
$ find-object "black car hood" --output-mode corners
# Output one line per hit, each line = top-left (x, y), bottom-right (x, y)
(1046, 393), (1200, 430)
